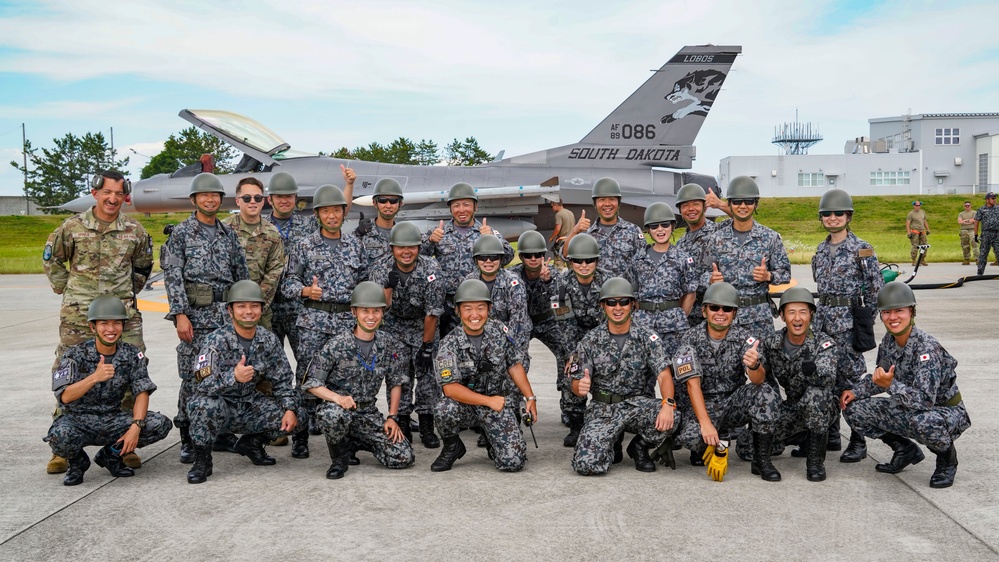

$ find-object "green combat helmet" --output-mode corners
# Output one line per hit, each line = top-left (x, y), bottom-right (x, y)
(267, 172), (299, 196)
(779, 286), (816, 311)
(818, 188), (854, 213)
(226, 280), (265, 303)
(592, 177), (622, 199)
(447, 182), (478, 203)
(312, 184), (347, 209)
(373, 178), (404, 198)
(517, 230), (547, 254)
(643, 202), (676, 226)
(472, 235), (505, 257)
(599, 277), (636, 301)
(566, 233), (600, 259)
(351, 281), (388, 308)
(189, 173), (225, 195)
(877, 281), (917, 310)
(389, 222), (422, 247)
(726, 176), (760, 199)
(87, 295), (128, 322)
(454, 279), (492, 304)
(703, 281), (740, 308)
(675, 183), (707, 206)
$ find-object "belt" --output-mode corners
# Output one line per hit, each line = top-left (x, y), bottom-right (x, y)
(818, 294), (862, 307)
(639, 300), (680, 312)
(591, 391), (633, 404)
(530, 311), (555, 324)
(738, 294), (769, 307)
(304, 301), (351, 313)
(945, 392), (963, 407)
(355, 400), (376, 411)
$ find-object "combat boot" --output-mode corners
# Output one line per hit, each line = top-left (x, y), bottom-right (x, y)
(626, 435), (656, 473)
(212, 432), (239, 453)
(47, 454), (68, 474)
(94, 445), (135, 477)
(563, 413), (583, 448)
(750, 433), (782, 482)
(63, 450), (90, 486)
(325, 436), (349, 480)
(186, 447), (213, 484)
(806, 431), (827, 482)
(347, 439), (362, 465)
(234, 433), (276, 466)
(839, 431), (867, 463)
(788, 431), (809, 458)
(690, 446), (706, 467)
(398, 414), (414, 443)
(826, 418), (842, 451)
(929, 444), (958, 488)
(613, 434), (624, 464)
(418, 414), (440, 448)
(177, 423), (195, 464)
(291, 428), (310, 459)
(431, 435), (467, 472)
(875, 433), (924, 474)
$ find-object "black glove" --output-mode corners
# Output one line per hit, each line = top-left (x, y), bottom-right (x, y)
(975, 234), (980, 244)
(416, 342), (434, 371)
(386, 270), (401, 290)
(354, 211), (372, 236)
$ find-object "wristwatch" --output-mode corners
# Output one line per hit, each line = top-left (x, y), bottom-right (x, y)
(526, 396), (537, 402)
(661, 397), (676, 409)
(132, 418), (146, 430)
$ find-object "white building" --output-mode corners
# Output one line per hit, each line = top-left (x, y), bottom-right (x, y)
(720, 113), (999, 197)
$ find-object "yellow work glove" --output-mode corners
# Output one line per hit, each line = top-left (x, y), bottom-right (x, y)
(706, 444), (729, 482)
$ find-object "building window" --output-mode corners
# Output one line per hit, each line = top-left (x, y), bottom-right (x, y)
(981, 153), (989, 189)
(869, 171), (911, 186)
(797, 173), (824, 187)
(935, 128), (960, 145)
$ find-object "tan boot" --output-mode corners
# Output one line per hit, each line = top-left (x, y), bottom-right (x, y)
(47, 454), (68, 474)
(122, 451), (142, 469)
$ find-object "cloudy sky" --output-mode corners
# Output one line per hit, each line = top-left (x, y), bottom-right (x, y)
(0, 0), (996, 196)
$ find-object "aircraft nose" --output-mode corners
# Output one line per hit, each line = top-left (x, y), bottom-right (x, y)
(58, 195), (93, 213)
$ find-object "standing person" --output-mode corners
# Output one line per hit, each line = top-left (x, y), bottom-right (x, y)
(44, 296), (172, 486)
(957, 201), (979, 265)
(702, 176), (791, 338)
(568, 278), (680, 476)
(161, 173), (249, 465)
(429, 279), (538, 473)
(368, 222), (446, 448)
(811, 188), (883, 461)
(355, 178), (405, 266)
(463, 235), (532, 361)
(975, 192), (999, 274)
(842, 282), (971, 488)
(421, 182), (514, 338)
(906, 201), (930, 266)
(281, 183), (368, 459)
(43, 169), (153, 474)
(302, 282), (415, 479)
(547, 198), (575, 270)
(562, 177), (645, 278)
(675, 183), (718, 327)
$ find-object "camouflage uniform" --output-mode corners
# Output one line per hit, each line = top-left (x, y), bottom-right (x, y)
(45, 341), (172, 459)
(975, 204), (999, 275)
(584, 219), (646, 279)
(434, 319), (528, 472)
(676, 220), (718, 325)
(463, 268), (532, 363)
(187, 325), (305, 447)
(567, 324), (679, 475)
(357, 223), (394, 267)
(844, 328), (970, 453)
(44, 208), (153, 361)
(553, 268), (612, 416)
(265, 212), (316, 359)
(673, 325), (781, 452)
(223, 214), (286, 329)
(700, 221), (791, 337)
(161, 213), (249, 427)
(958, 209), (979, 262)
(302, 330), (415, 469)
(369, 255), (446, 417)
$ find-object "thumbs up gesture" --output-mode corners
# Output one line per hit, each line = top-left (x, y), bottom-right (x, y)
(479, 217), (492, 235)
(304, 276), (322, 300)
(742, 340), (761, 369)
(574, 209), (590, 234)
(430, 220), (445, 243)
(752, 256), (771, 282)
(234, 355), (255, 383)
(340, 163), (356, 185)
(576, 368), (591, 395)
(872, 364), (896, 389)
(92, 355), (115, 382)
(709, 262), (724, 284)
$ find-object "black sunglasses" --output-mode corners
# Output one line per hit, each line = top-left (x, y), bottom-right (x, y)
(570, 257), (597, 265)
(729, 198), (756, 206)
(239, 195), (265, 203)
(706, 304), (735, 313)
(520, 252), (545, 259)
(603, 297), (633, 307)
(646, 221), (674, 231)
(375, 196), (401, 205)
(476, 254), (502, 262)
(819, 211), (848, 218)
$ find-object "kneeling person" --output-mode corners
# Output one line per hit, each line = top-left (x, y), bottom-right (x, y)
(303, 282), (415, 479)
(45, 296), (172, 486)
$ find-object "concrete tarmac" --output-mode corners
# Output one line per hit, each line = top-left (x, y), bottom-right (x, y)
(1, 264), (998, 561)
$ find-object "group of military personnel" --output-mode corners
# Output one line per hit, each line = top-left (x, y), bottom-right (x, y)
(40, 167), (971, 489)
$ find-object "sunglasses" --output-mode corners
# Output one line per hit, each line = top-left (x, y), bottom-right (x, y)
(570, 257), (598, 265)
(706, 304), (736, 313)
(729, 198), (756, 206)
(239, 195), (265, 203)
(603, 298), (633, 307)
(646, 221), (674, 231)
(476, 255), (502, 262)
(375, 196), (401, 205)
(520, 252), (545, 259)
(819, 211), (848, 218)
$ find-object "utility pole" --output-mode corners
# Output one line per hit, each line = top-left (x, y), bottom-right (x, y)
(22, 123), (29, 215)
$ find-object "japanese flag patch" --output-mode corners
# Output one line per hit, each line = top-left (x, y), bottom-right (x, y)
(137, 352), (145, 359)
(551, 302), (560, 309)
(747, 336), (758, 345)
(686, 257), (694, 264)
(511, 279), (520, 287)
(650, 333), (659, 342)
(919, 353), (930, 361)
(821, 341), (833, 350)
(501, 325), (509, 333)
(427, 274), (436, 282)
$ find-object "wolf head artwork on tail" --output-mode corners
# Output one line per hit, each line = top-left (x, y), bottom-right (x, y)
(662, 69), (727, 124)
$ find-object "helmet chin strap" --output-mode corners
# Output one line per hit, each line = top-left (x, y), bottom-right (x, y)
(707, 320), (730, 332)
(886, 318), (915, 337)
(356, 320), (381, 333)
(234, 318), (259, 329)
(197, 204), (219, 217)
(824, 224), (848, 233)
(604, 308), (632, 325)
(95, 333), (118, 348)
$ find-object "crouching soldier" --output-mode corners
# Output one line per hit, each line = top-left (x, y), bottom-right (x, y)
(45, 296), (172, 486)
(302, 282), (415, 479)
(185, 281), (304, 484)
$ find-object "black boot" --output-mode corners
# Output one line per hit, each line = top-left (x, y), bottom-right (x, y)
(346, 439), (361, 465)
(63, 450), (91, 486)
(690, 447), (706, 467)
(826, 418), (842, 451)
(839, 431), (867, 463)
(325, 436), (349, 480)
(234, 433), (276, 466)
(875, 433), (925, 474)
(788, 431), (810, 458)
(750, 433), (782, 482)
(806, 431), (827, 482)
(626, 435), (656, 473)
(291, 428), (310, 459)
(563, 413), (583, 448)
(929, 444), (958, 488)
(94, 445), (135, 477)
(476, 429), (488, 448)
(177, 423), (195, 464)
(186, 446), (213, 484)
(398, 414), (414, 443)
(418, 414), (440, 448)
(308, 413), (321, 435)
(612, 434), (624, 464)
(212, 432), (239, 453)
(431, 435), (467, 472)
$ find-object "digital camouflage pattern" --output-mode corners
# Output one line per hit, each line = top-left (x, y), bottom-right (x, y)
(265, 212), (317, 355)
(627, 243), (697, 346)
(758, 328), (838, 439)
(676, 219), (717, 325)
(975, 204), (999, 274)
(463, 267), (532, 354)
(584, 218), (646, 279)
(419, 219), (514, 296)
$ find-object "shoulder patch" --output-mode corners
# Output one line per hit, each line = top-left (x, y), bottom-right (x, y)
(919, 353), (930, 361)
(650, 333), (659, 342)
(511, 279), (520, 287)
(501, 324), (509, 333)
(427, 274), (436, 282)
(674, 354), (695, 377)
(137, 351), (145, 359)
(820, 341), (833, 349)
(435, 357), (455, 371)
(746, 336), (758, 345)
(551, 302), (560, 309)
(686, 256), (694, 264)
(43, 244), (53, 261)
(857, 248), (874, 258)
